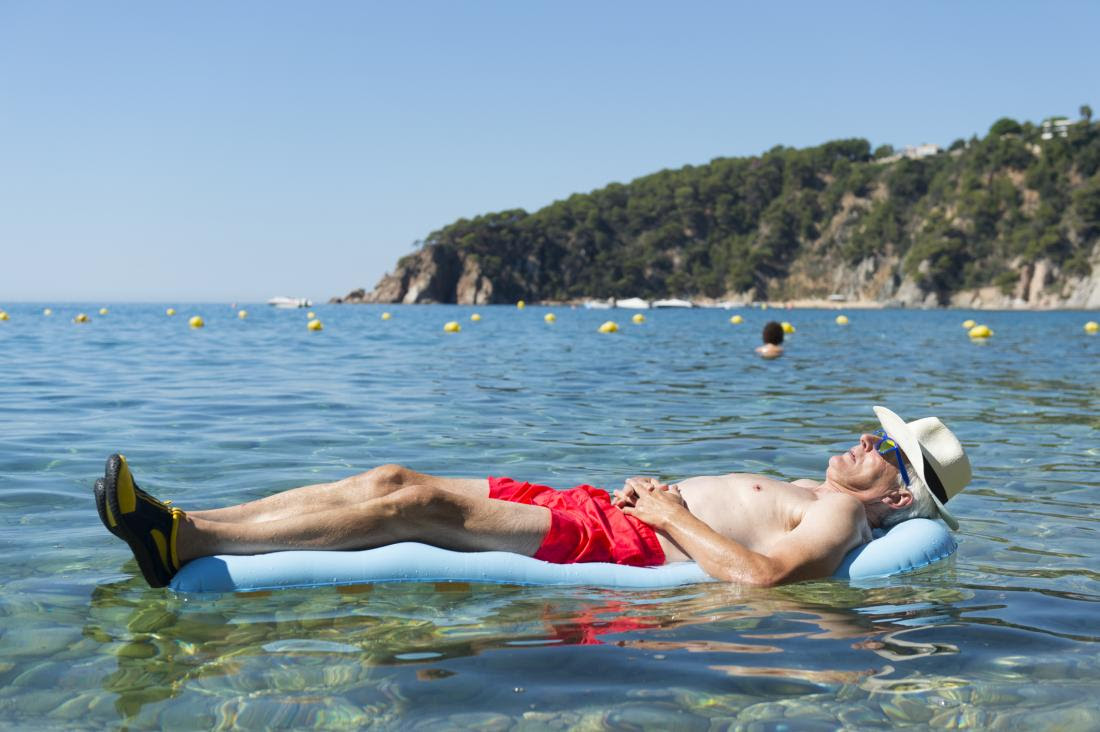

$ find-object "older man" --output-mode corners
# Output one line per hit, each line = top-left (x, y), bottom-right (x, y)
(95, 406), (970, 588)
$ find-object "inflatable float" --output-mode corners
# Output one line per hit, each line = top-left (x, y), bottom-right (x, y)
(170, 518), (956, 593)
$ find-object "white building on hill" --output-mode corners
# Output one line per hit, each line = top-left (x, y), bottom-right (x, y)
(903, 143), (941, 159)
(1040, 118), (1076, 140)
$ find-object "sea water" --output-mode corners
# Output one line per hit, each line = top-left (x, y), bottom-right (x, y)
(0, 303), (1097, 729)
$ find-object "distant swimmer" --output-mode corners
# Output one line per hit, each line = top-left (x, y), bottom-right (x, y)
(755, 321), (784, 359)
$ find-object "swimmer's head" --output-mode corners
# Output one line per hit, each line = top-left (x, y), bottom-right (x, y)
(762, 321), (784, 345)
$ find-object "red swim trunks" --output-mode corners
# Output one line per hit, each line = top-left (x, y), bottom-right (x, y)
(488, 477), (666, 567)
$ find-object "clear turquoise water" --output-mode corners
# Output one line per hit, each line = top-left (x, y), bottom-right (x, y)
(1, 303), (1098, 729)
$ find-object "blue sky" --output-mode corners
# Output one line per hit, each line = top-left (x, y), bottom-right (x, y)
(2, 1), (1097, 302)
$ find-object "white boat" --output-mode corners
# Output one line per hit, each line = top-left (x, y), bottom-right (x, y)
(614, 297), (650, 309)
(583, 298), (614, 310)
(267, 296), (312, 309)
(652, 298), (695, 308)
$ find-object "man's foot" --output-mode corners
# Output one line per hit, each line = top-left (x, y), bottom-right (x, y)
(94, 468), (168, 538)
(102, 454), (184, 588)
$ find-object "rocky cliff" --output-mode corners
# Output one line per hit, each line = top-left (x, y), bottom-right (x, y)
(335, 245), (495, 305)
(333, 116), (1100, 309)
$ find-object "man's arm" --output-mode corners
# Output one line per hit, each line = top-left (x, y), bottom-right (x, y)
(621, 484), (865, 586)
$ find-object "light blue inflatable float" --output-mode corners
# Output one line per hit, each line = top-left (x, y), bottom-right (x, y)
(170, 518), (956, 593)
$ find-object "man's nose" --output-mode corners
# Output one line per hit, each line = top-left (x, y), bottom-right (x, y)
(858, 433), (878, 450)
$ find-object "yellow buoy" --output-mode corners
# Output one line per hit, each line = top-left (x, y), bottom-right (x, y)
(74, 313), (89, 323)
(516, 300), (526, 309)
(781, 322), (795, 334)
(632, 313), (646, 324)
(166, 308), (176, 316)
(307, 311), (315, 319)
(968, 324), (993, 338)
(835, 315), (849, 325)
(381, 312), (392, 320)
(443, 321), (461, 333)
(43, 308), (52, 316)
(1084, 321), (1099, 334)
(189, 315), (204, 328)
(598, 320), (619, 333)
(470, 313), (481, 322)
(962, 319), (976, 329)
(729, 314), (743, 325)
(307, 319), (323, 331)
(99, 307), (109, 316)
(0, 311), (9, 321)
(238, 310), (248, 319)
(544, 313), (556, 323)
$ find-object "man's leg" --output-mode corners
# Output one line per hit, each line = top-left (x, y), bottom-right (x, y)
(189, 464), (489, 524)
(97, 455), (517, 587)
(178, 483), (550, 563)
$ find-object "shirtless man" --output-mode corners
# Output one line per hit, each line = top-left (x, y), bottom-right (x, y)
(94, 406), (971, 588)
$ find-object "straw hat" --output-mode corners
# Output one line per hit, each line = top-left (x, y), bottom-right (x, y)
(873, 406), (971, 530)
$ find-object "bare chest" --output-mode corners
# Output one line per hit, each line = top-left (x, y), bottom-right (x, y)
(657, 474), (814, 561)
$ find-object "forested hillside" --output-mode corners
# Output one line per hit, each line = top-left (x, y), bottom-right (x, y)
(338, 111), (1100, 307)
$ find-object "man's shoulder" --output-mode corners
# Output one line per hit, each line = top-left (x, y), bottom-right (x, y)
(789, 493), (868, 557)
(807, 492), (865, 522)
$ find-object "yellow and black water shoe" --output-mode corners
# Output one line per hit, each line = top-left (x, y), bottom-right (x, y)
(95, 463), (163, 536)
(102, 454), (183, 588)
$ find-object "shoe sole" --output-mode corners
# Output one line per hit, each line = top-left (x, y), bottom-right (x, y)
(104, 454), (171, 588)
(93, 478), (123, 538)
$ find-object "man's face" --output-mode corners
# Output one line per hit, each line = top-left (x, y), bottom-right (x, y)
(826, 433), (904, 498)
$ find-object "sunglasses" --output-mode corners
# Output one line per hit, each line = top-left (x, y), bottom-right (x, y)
(874, 430), (911, 486)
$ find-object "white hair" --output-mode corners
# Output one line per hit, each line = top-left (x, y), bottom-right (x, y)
(880, 466), (940, 529)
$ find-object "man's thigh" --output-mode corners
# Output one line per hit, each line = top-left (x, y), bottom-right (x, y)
(427, 488), (550, 556)
(417, 475), (490, 499)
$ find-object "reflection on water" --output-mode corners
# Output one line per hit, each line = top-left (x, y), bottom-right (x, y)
(60, 568), (1089, 729)
(79, 577), (977, 726)
(1, 304), (1098, 728)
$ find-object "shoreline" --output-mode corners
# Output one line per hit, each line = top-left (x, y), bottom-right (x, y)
(514, 297), (1099, 311)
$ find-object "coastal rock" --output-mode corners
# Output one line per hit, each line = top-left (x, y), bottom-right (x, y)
(946, 244), (1100, 309)
(454, 258), (494, 304)
(331, 246), (497, 305)
(332, 246), (459, 304)
(894, 273), (937, 308)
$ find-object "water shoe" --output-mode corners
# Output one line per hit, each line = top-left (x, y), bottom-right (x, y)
(95, 465), (168, 538)
(103, 454), (183, 587)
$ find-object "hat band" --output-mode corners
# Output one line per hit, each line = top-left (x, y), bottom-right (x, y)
(924, 464), (949, 505)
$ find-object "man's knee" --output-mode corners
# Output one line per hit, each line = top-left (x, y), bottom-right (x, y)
(364, 463), (413, 490)
(336, 464), (413, 501)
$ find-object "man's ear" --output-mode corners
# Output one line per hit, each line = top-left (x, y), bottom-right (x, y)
(882, 489), (913, 510)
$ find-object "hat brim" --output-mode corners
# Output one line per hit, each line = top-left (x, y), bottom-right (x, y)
(873, 406), (959, 530)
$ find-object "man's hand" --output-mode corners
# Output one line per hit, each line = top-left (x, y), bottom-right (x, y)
(612, 476), (678, 508)
(618, 481), (686, 530)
